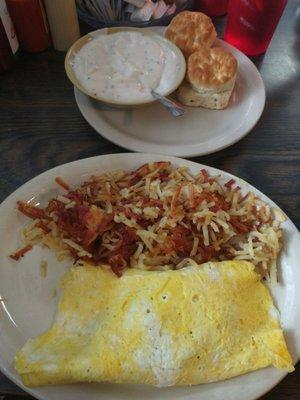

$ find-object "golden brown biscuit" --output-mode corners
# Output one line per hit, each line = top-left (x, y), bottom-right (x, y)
(187, 46), (238, 92)
(165, 11), (217, 57)
(177, 81), (234, 109)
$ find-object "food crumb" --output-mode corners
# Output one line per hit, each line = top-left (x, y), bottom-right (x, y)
(40, 260), (48, 278)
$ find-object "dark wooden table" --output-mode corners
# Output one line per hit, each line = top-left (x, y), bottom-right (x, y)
(0, 1), (299, 399)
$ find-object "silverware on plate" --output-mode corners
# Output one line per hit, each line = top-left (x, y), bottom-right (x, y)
(151, 90), (185, 117)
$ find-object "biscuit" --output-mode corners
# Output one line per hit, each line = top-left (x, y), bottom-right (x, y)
(177, 81), (234, 110)
(165, 11), (217, 57)
(187, 46), (237, 93)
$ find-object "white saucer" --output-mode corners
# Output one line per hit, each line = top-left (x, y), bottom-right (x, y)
(74, 37), (265, 158)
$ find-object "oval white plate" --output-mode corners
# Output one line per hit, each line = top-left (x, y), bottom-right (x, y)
(0, 154), (299, 400)
(74, 33), (265, 157)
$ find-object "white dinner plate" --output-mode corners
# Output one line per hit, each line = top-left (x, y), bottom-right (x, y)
(0, 153), (299, 400)
(74, 30), (265, 157)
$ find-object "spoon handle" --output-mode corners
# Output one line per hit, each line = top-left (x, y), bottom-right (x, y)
(151, 90), (185, 117)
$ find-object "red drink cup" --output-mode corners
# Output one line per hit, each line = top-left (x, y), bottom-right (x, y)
(224, 0), (288, 56)
(195, 0), (229, 17)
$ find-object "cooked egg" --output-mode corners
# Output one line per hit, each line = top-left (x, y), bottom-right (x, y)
(14, 260), (293, 387)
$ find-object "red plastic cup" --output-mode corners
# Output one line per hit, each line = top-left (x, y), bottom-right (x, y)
(224, 0), (288, 56)
(195, 0), (229, 17)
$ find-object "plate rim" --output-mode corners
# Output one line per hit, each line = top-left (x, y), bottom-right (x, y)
(0, 153), (299, 400)
(74, 37), (266, 158)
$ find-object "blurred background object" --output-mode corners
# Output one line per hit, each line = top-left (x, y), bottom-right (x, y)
(6, 0), (51, 53)
(195, 0), (228, 17)
(44, 0), (80, 51)
(0, 0), (18, 72)
(76, 0), (194, 28)
(224, 0), (288, 56)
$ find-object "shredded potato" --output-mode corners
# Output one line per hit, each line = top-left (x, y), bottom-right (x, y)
(12, 162), (282, 280)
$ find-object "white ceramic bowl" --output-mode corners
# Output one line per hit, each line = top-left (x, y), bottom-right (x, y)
(65, 28), (186, 108)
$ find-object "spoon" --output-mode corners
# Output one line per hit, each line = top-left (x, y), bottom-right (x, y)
(112, 54), (185, 117)
(151, 90), (185, 117)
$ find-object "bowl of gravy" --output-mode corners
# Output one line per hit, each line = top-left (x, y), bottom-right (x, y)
(65, 27), (186, 107)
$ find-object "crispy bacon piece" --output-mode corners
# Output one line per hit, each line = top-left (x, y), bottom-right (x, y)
(140, 198), (163, 209)
(17, 201), (46, 220)
(165, 226), (193, 257)
(46, 199), (60, 214)
(170, 184), (185, 217)
(103, 225), (138, 276)
(130, 161), (171, 184)
(36, 220), (51, 233)
(66, 190), (85, 204)
(159, 172), (170, 182)
(188, 184), (196, 209)
(55, 204), (90, 242)
(123, 208), (151, 229)
(55, 177), (70, 191)
(109, 254), (127, 277)
(200, 169), (209, 183)
(133, 163), (150, 177)
(198, 244), (214, 262)
(193, 192), (230, 212)
(134, 161), (170, 177)
(219, 246), (235, 260)
(109, 225), (138, 258)
(225, 179), (235, 189)
(10, 245), (33, 261)
(82, 207), (114, 247)
(239, 193), (250, 204)
(230, 217), (252, 233)
(210, 193), (230, 212)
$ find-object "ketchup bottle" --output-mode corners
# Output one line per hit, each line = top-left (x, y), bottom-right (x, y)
(0, 18), (14, 72)
(0, 0), (19, 72)
(6, 0), (51, 53)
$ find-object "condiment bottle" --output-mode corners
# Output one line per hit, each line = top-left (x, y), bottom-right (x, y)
(0, 0), (19, 72)
(43, 0), (80, 51)
(6, 0), (51, 53)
